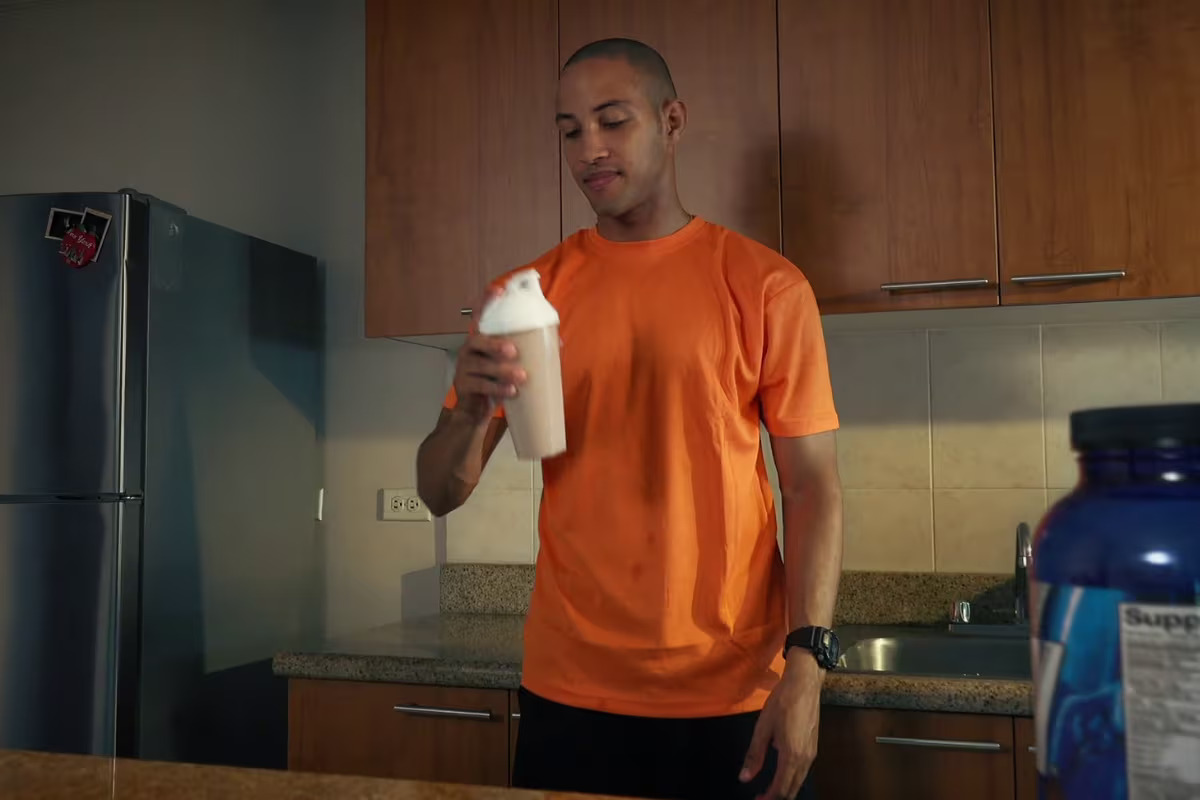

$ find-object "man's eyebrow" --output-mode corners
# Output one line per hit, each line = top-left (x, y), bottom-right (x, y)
(555, 100), (632, 122)
(592, 99), (630, 113)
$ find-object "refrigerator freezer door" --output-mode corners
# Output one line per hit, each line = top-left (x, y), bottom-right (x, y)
(0, 500), (120, 755)
(0, 194), (130, 496)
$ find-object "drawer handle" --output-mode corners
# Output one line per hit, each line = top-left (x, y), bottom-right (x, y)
(393, 704), (494, 721)
(875, 736), (1002, 752)
(880, 278), (991, 292)
(511, 712), (521, 720)
(1028, 745), (1037, 753)
(1009, 270), (1126, 285)
(460, 307), (473, 316)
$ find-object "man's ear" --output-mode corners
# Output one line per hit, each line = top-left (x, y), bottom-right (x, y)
(663, 98), (687, 142)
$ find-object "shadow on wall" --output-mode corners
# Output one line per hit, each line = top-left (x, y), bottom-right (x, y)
(401, 520), (447, 620)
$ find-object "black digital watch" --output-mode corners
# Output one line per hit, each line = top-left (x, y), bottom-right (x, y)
(783, 626), (840, 670)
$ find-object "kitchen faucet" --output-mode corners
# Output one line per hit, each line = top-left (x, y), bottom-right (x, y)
(1014, 522), (1032, 623)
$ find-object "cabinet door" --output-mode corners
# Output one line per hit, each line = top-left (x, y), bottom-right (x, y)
(779, 0), (997, 314)
(1014, 716), (1038, 800)
(810, 708), (1015, 800)
(993, 0), (1200, 304)
(365, 0), (560, 337)
(508, 691), (520, 785)
(558, 0), (780, 249)
(288, 680), (511, 786)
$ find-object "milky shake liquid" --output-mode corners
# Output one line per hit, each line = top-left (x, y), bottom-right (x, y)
(477, 269), (566, 460)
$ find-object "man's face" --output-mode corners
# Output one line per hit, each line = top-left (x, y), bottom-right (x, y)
(556, 57), (672, 218)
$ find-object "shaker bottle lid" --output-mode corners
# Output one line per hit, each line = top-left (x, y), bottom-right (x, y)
(1071, 403), (1200, 450)
(478, 269), (559, 335)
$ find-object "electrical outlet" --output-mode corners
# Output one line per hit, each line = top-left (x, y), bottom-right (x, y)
(380, 489), (432, 521)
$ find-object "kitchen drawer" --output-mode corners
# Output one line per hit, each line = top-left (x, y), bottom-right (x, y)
(288, 679), (511, 787)
(811, 707), (1016, 800)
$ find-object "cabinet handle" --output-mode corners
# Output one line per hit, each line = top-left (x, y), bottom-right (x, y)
(1028, 745), (1037, 753)
(1009, 270), (1126, 285)
(511, 712), (521, 720)
(880, 278), (991, 292)
(875, 736), (1002, 752)
(393, 704), (494, 721)
(460, 307), (473, 316)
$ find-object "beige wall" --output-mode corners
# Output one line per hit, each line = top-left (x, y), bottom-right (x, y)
(0, 0), (446, 636)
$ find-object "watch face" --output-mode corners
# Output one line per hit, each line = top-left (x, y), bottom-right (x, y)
(821, 630), (840, 668)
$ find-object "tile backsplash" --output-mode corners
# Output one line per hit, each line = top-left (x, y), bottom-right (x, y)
(445, 311), (1200, 574)
(829, 317), (1199, 573)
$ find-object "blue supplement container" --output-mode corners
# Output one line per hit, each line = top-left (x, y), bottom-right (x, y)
(1032, 404), (1200, 800)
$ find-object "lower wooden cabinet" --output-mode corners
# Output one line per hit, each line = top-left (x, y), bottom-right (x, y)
(811, 707), (1017, 800)
(1013, 716), (1038, 800)
(288, 679), (514, 787)
(509, 692), (521, 784)
(289, 679), (1035, 798)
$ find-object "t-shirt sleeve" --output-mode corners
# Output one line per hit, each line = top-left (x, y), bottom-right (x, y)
(443, 384), (506, 419)
(758, 279), (840, 437)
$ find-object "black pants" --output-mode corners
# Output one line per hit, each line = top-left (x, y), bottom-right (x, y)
(512, 687), (816, 800)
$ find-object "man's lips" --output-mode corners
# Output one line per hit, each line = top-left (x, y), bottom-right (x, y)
(583, 171), (620, 191)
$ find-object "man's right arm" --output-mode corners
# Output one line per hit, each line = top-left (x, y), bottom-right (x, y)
(416, 410), (508, 517)
(415, 300), (526, 516)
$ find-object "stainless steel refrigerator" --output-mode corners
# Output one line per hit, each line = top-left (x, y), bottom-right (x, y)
(0, 191), (324, 767)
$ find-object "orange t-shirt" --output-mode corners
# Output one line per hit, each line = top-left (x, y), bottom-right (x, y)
(446, 218), (839, 718)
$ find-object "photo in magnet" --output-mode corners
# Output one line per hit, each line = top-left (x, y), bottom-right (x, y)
(44, 207), (84, 240)
(80, 208), (113, 261)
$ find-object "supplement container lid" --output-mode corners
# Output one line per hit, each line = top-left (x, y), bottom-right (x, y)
(1071, 403), (1200, 450)
(477, 269), (559, 335)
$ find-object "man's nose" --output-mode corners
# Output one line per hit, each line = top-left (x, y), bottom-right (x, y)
(578, 128), (610, 164)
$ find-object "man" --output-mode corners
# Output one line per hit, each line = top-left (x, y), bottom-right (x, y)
(417, 39), (843, 800)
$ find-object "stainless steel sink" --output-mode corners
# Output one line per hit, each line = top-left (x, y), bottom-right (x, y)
(838, 634), (1031, 680)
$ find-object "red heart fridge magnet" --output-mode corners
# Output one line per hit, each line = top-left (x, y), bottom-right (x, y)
(59, 225), (99, 268)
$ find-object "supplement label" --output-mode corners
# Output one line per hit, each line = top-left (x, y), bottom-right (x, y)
(1119, 604), (1200, 799)
(1032, 585), (1200, 799)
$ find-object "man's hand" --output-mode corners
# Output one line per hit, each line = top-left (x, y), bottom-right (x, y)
(740, 653), (823, 799)
(454, 288), (526, 423)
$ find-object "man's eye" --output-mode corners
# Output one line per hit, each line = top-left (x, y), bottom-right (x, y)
(601, 119), (627, 129)
(562, 129), (581, 139)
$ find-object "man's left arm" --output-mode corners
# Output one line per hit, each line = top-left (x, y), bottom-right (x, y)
(777, 429), (843, 642)
(741, 430), (843, 799)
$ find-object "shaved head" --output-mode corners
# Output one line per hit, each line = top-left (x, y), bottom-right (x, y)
(562, 38), (677, 107)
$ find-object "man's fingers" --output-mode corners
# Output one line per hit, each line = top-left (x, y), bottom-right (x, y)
(465, 334), (518, 360)
(740, 716), (772, 783)
(788, 766), (808, 800)
(458, 376), (517, 399)
(463, 361), (526, 387)
(761, 756), (796, 800)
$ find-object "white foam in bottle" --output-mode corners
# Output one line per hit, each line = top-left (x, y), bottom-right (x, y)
(477, 269), (566, 460)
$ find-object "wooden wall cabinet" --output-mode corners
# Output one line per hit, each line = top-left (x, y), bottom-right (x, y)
(993, 0), (1200, 306)
(778, 0), (998, 314)
(558, 0), (781, 249)
(365, 0), (561, 337)
(364, 0), (1200, 336)
(810, 707), (1017, 800)
(288, 680), (513, 787)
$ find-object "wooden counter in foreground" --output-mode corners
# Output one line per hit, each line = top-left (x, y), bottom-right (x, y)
(0, 749), (622, 800)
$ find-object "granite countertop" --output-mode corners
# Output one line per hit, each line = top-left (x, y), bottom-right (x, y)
(273, 614), (1033, 717)
(0, 749), (615, 800)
